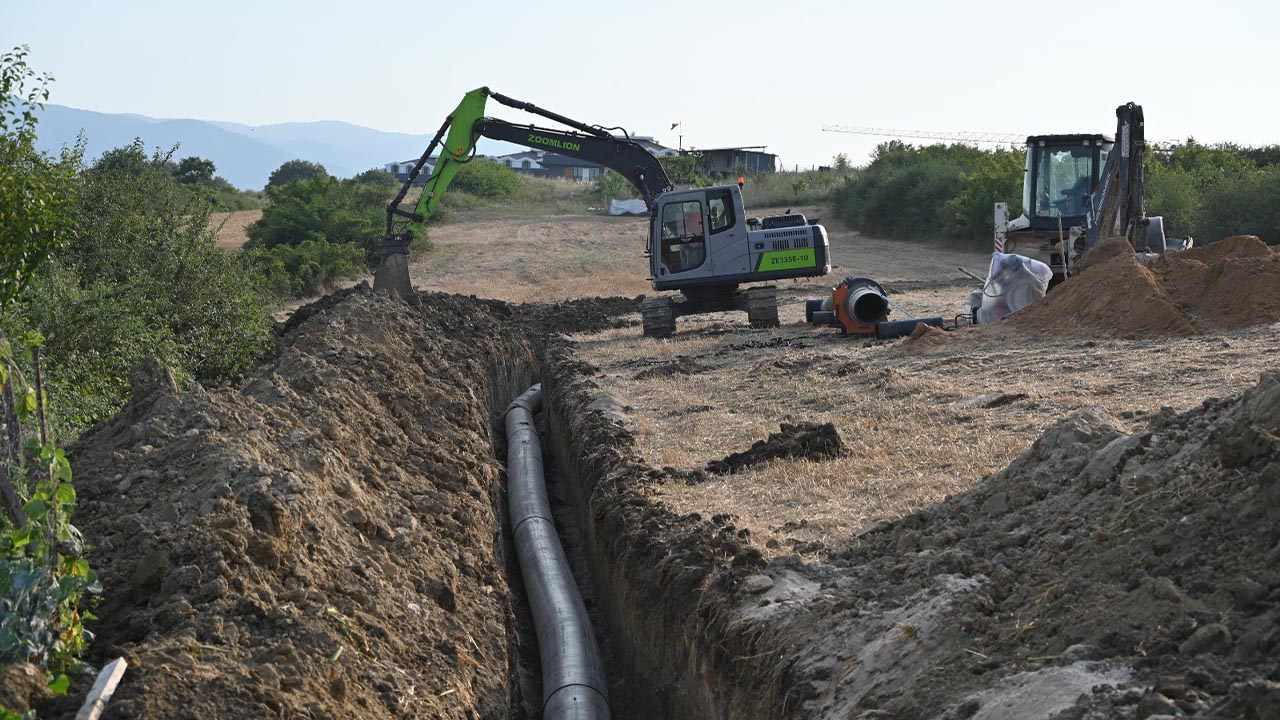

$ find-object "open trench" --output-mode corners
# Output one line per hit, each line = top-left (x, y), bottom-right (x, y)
(52, 286), (1280, 719)
(464, 300), (804, 719)
(493, 376), (778, 719)
(48, 287), (792, 719)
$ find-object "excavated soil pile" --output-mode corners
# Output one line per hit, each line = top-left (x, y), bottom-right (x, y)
(58, 286), (538, 719)
(705, 422), (850, 475)
(816, 372), (1280, 717)
(1007, 235), (1280, 338)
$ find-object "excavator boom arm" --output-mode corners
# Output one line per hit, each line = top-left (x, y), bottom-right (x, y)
(385, 88), (672, 249)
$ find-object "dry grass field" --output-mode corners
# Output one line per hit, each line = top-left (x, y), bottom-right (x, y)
(403, 206), (1280, 557)
(209, 208), (261, 250)
(573, 305), (1278, 555)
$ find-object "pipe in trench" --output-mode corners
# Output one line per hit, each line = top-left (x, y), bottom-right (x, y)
(504, 384), (612, 719)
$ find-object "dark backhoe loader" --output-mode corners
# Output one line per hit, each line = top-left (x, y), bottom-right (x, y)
(373, 87), (832, 336)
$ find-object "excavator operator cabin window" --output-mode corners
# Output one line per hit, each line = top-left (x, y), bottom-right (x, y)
(707, 188), (735, 234)
(660, 200), (706, 273)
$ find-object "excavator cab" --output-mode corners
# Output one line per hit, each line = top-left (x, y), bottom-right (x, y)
(1021, 134), (1113, 231)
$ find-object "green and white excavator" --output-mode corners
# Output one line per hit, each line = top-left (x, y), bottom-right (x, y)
(373, 87), (832, 336)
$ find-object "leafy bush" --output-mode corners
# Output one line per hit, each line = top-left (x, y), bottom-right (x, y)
(0, 46), (99, 698)
(7, 141), (273, 436)
(1195, 166), (1280, 244)
(245, 173), (396, 297)
(243, 240), (366, 297)
(658, 155), (708, 186)
(351, 168), (399, 189)
(943, 149), (1025, 240)
(0, 46), (78, 309)
(267, 159), (328, 188)
(247, 175), (386, 258)
(0, 341), (100, 681)
(596, 170), (635, 200)
(1145, 140), (1280, 243)
(831, 141), (1020, 246)
(449, 159), (522, 199)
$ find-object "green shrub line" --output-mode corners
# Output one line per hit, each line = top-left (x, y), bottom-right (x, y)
(2, 46), (103, 711)
(829, 139), (1280, 248)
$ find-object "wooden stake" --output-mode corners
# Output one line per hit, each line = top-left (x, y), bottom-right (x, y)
(75, 657), (128, 720)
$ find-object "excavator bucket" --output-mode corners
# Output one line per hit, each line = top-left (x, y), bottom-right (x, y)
(373, 87), (490, 298)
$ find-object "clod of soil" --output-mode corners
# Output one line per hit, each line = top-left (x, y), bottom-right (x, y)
(633, 356), (706, 381)
(1007, 235), (1280, 338)
(898, 321), (953, 349)
(705, 421), (850, 475)
(66, 286), (537, 719)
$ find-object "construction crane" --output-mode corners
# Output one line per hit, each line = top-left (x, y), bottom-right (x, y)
(821, 125), (1027, 146)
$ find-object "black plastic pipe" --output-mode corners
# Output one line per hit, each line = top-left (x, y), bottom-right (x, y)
(504, 385), (611, 719)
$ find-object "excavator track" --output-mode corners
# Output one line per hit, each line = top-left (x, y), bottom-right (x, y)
(745, 286), (780, 328)
(640, 296), (676, 338)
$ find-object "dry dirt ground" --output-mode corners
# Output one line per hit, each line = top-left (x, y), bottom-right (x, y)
(209, 209), (262, 251)
(27, 205), (1275, 718)
(412, 209), (1280, 716)
(413, 205), (992, 303)
(408, 210), (1279, 556)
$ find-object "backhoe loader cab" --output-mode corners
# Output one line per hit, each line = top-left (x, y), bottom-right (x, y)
(997, 103), (1186, 284)
(1020, 134), (1113, 231)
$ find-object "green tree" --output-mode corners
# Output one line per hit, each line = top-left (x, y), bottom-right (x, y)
(450, 159), (522, 199)
(831, 141), (1011, 245)
(267, 159), (328, 188)
(247, 175), (383, 254)
(243, 174), (391, 297)
(9, 141), (273, 433)
(832, 152), (851, 171)
(0, 46), (79, 309)
(174, 155), (216, 184)
(0, 45), (99, 694)
(943, 148), (1024, 241)
(351, 167), (398, 188)
(658, 154), (710, 186)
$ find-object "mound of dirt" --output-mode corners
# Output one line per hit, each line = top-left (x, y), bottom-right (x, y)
(1070, 234), (1139, 274)
(705, 421), (849, 475)
(64, 285), (538, 719)
(1159, 252), (1280, 330)
(821, 371), (1280, 716)
(1006, 235), (1280, 338)
(1180, 234), (1272, 264)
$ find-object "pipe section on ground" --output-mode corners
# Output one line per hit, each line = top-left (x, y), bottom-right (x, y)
(504, 385), (611, 719)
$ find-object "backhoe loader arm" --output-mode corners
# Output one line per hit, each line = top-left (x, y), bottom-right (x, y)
(1087, 102), (1146, 248)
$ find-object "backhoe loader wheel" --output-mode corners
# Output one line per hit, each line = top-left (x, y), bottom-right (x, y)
(641, 296), (676, 338)
(745, 286), (780, 329)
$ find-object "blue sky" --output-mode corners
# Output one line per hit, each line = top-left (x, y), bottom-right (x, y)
(5, 0), (1278, 167)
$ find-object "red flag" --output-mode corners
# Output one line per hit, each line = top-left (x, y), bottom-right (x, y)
(670, 122), (680, 130)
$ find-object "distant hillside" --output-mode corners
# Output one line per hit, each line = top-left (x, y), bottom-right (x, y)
(33, 105), (522, 189)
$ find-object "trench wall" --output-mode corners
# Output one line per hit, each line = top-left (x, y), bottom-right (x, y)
(66, 288), (541, 720)
(541, 343), (801, 719)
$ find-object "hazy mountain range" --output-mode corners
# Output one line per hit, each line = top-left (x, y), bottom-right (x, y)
(33, 104), (519, 189)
